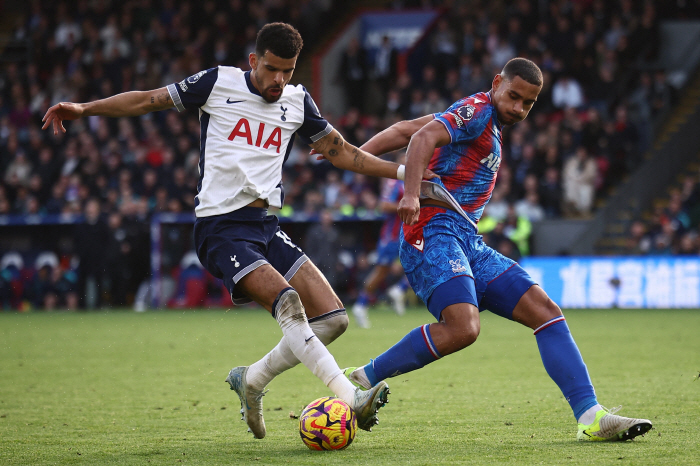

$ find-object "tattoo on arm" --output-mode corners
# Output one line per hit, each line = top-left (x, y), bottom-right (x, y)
(151, 97), (154, 104)
(352, 148), (365, 169)
(327, 135), (344, 157)
(157, 92), (171, 105)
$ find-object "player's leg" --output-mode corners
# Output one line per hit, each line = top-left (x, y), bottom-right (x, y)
(347, 275), (480, 389)
(352, 263), (391, 328)
(230, 263), (388, 432)
(484, 266), (651, 440)
(347, 226), (480, 389)
(225, 225), (388, 433)
(387, 257), (409, 316)
(245, 260), (349, 391)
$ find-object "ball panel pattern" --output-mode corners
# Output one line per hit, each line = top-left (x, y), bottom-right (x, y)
(299, 396), (357, 450)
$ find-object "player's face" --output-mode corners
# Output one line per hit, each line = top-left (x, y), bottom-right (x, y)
(249, 51), (297, 103)
(491, 74), (541, 126)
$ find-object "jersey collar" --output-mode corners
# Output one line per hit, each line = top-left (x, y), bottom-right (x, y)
(485, 91), (503, 131)
(244, 70), (263, 97)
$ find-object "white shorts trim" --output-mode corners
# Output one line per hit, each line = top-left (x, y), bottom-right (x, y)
(283, 255), (308, 282)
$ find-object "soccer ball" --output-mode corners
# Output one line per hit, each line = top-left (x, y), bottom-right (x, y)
(299, 396), (357, 450)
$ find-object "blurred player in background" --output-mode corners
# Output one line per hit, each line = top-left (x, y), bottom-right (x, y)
(42, 22), (436, 439)
(352, 151), (410, 328)
(344, 58), (652, 442)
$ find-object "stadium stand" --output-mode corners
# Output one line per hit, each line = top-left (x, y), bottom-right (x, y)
(0, 0), (695, 309)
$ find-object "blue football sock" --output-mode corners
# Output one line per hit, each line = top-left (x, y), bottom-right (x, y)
(363, 325), (441, 386)
(356, 292), (371, 307)
(398, 277), (410, 291)
(534, 317), (598, 420)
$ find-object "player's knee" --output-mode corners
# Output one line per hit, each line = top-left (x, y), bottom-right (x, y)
(451, 319), (480, 350)
(308, 309), (349, 345)
(543, 296), (562, 319)
(274, 288), (305, 323)
(327, 313), (349, 342)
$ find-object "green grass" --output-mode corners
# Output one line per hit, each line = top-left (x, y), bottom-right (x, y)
(1, 307), (699, 465)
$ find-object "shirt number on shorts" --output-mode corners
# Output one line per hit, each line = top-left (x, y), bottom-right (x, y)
(276, 231), (302, 252)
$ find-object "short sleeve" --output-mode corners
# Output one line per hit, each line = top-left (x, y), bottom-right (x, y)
(296, 87), (333, 144)
(167, 67), (219, 112)
(434, 103), (492, 144)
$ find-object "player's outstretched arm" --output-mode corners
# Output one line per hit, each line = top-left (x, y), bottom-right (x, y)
(42, 87), (175, 135)
(398, 120), (451, 225)
(359, 114), (434, 156)
(311, 128), (438, 181)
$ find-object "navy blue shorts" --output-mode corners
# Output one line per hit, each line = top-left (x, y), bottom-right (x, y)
(194, 207), (307, 305)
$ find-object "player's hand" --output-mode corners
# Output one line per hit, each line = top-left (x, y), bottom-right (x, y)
(311, 149), (326, 161)
(397, 195), (421, 225)
(42, 102), (84, 135)
(422, 169), (440, 180)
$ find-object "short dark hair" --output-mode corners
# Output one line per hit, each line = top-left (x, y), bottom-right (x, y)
(501, 58), (543, 87)
(255, 23), (303, 59)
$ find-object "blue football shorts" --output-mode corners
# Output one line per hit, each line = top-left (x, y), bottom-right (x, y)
(399, 209), (536, 321)
(194, 207), (308, 305)
(375, 239), (400, 266)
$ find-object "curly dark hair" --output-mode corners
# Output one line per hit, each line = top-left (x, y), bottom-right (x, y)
(501, 58), (543, 87)
(255, 22), (304, 59)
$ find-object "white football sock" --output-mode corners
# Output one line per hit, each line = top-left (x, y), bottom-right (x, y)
(246, 310), (348, 391)
(578, 404), (603, 424)
(269, 289), (356, 402)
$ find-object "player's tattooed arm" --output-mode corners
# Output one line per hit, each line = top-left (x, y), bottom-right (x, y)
(311, 128), (402, 180)
(42, 87), (176, 134)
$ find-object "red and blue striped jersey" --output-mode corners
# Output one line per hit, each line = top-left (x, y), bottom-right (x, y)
(428, 91), (502, 225)
(379, 178), (404, 243)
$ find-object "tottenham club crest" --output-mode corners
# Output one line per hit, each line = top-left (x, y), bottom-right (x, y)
(457, 104), (476, 121)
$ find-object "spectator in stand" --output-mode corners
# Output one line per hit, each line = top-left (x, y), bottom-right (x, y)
(339, 38), (367, 113)
(552, 74), (584, 109)
(539, 166), (563, 218)
(563, 146), (597, 217)
(651, 69), (671, 117)
(372, 35), (397, 97)
(74, 198), (110, 308)
(304, 209), (340, 289)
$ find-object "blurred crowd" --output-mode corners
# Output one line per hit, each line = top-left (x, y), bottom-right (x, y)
(626, 173), (700, 256)
(0, 0), (692, 310)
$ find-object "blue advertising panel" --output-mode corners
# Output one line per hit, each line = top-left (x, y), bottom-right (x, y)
(519, 257), (700, 309)
(360, 11), (439, 52)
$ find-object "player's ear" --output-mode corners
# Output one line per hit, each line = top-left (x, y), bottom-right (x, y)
(492, 74), (502, 91)
(249, 53), (258, 70)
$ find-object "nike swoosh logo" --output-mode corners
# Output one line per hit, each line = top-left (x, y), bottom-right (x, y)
(226, 99), (244, 104)
(310, 419), (335, 431)
(305, 335), (316, 343)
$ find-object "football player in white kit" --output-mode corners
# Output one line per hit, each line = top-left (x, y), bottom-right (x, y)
(43, 23), (433, 438)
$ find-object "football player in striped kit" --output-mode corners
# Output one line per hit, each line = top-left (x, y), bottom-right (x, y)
(343, 58), (652, 442)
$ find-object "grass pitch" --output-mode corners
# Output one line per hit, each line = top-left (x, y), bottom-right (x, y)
(1, 307), (699, 465)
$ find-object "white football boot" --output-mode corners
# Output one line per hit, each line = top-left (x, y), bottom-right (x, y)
(225, 366), (267, 439)
(577, 406), (652, 441)
(352, 303), (371, 328)
(387, 285), (406, 316)
(350, 380), (390, 431)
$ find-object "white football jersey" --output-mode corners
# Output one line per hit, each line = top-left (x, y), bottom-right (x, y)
(167, 66), (333, 217)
